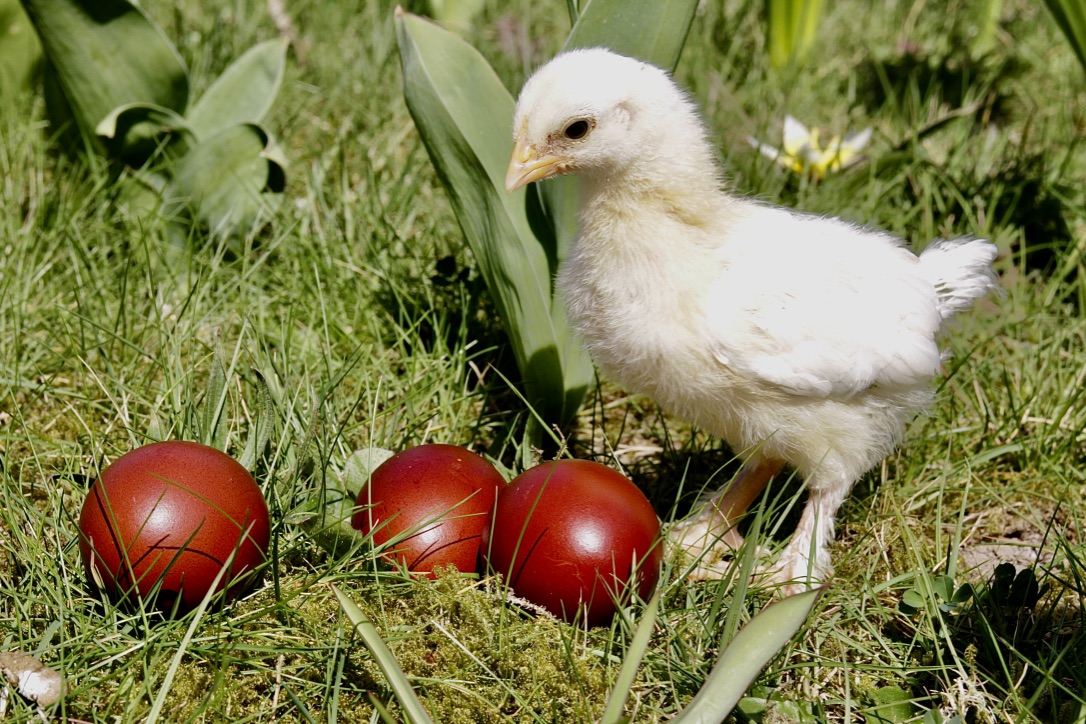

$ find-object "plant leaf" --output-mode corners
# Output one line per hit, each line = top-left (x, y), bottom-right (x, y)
(0, 0), (41, 92)
(19, 0), (188, 136)
(238, 369), (274, 471)
(96, 102), (195, 166)
(563, 0), (699, 69)
(344, 447), (396, 492)
(186, 38), (288, 139)
(395, 8), (593, 427)
(671, 588), (824, 724)
(863, 685), (917, 724)
(600, 584), (663, 724)
(164, 123), (284, 237)
(1042, 0), (1086, 74)
(332, 585), (436, 724)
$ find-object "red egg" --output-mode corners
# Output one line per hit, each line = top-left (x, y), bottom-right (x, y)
(482, 459), (663, 627)
(78, 441), (270, 612)
(351, 444), (504, 576)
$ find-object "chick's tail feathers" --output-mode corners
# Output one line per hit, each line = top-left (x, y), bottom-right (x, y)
(919, 237), (999, 321)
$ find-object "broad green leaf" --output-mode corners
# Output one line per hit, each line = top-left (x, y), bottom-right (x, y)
(344, 447), (396, 491)
(671, 588), (823, 724)
(186, 38), (288, 139)
(538, 0), (700, 293)
(563, 0), (699, 69)
(0, 0), (41, 92)
(19, 0), (188, 136)
(766, 0), (825, 70)
(288, 446), (393, 557)
(1043, 0), (1086, 74)
(333, 585), (436, 724)
(165, 123), (283, 237)
(395, 9), (592, 427)
(96, 102), (195, 166)
(427, 0), (484, 33)
(864, 686), (918, 724)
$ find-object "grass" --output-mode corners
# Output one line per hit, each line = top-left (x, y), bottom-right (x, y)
(1, 0), (1084, 721)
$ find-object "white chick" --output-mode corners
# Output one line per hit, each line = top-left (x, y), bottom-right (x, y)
(504, 48), (997, 594)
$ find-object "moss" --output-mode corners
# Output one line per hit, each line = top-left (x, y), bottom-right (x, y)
(60, 568), (615, 722)
(344, 570), (611, 723)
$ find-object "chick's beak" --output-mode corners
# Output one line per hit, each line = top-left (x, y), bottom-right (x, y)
(504, 137), (567, 192)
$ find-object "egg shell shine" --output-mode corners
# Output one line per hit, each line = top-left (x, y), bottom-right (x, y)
(351, 444), (505, 576)
(78, 441), (271, 611)
(482, 459), (662, 626)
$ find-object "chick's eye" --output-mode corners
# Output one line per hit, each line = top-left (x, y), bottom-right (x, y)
(563, 120), (591, 140)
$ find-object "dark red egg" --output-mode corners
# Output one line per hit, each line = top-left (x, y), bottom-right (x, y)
(482, 459), (662, 627)
(78, 441), (270, 611)
(351, 444), (504, 576)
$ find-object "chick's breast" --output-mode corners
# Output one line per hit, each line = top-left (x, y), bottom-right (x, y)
(557, 196), (730, 405)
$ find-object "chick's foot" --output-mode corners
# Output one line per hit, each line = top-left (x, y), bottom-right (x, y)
(669, 458), (784, 579)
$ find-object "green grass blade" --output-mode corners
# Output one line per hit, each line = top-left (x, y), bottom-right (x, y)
(332, 585), (435, 724)
(671, 588), (824, 724)
(238, 369), (274, 471)
(394, 8), (593, 428)
(146, 530), (249, 724)
(19, 0), (188, 134)
(599, 584), (664, 724)
(186, 38), (288, 139)
(1042, 0), (1086, 73)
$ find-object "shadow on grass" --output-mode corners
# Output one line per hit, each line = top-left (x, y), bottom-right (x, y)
(857, 48), (1022, 126)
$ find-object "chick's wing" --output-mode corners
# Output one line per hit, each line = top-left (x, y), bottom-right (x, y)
(703, 207), (945, 399)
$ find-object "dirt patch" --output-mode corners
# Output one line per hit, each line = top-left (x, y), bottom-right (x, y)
(957, 503), (1063, 581)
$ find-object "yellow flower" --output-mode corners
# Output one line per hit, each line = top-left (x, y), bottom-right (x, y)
(748, 115), (872, 180)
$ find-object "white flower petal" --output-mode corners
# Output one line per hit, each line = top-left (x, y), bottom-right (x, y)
(782, 115), (812, 155)
(843, 126), (873, 153)
(747, 136), (784, 161)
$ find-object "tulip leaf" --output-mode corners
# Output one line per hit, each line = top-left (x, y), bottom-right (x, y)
(538, 0), (700, 292)
(165, 123), (283, 236)
(19, 0), (188, 137)
(427, 0), (484, 33)
(395, 8), (593, 428)
(0, 0), (41, 92)
(671, 588), (824, 724)
(96, 102), (195, 166)
(563, 0), (699, 70)
(186, 38), (289, 139)
(1042, 0), (1086, 74)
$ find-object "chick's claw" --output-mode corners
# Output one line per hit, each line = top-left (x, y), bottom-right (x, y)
(669, 458), (786, 580)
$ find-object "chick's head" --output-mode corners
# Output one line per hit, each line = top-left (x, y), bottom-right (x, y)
(505, 48), (698, 192)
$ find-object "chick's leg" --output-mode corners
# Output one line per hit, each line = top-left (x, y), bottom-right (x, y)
(764, 472), (852, 596)
(670, 457), (784, 579)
